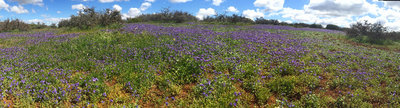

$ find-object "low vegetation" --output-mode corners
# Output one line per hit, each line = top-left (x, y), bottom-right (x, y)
(346, 20), (400, 45)
(127, 8), (198, 23)
(58, 7), (122, 29)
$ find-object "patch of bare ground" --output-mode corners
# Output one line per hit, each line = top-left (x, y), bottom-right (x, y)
(2, 95), (15, 108)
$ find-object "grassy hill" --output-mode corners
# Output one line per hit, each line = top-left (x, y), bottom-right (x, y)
(0, 23), (399, 107)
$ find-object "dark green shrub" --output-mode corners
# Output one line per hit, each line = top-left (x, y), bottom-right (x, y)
(310, 23), (323, 28)
(268, 76), (297, 97)
(203, 14), (253, 24)
(326, 24), (341, 30)
(273, 62), (296, 76)
(0, 19), (31, 32)
(345, 20), (398, 44)
(167, 56), (202, 84)
(134, 8), (198, 23)
(301, 94), (321, 107)
(255, 18), (279, 25)
(58, 7), (122, 29)
(99, 9), (122, 26)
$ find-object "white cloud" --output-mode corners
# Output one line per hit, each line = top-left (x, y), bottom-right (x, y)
(122, 8), (141, 19)
(0, 0), (9, 10)
(304, 0), (374, 17)
(169, 0), (191, 3)
(26, 17), (69, 25)
(242, 9), (264, 20)
(57, 11), (61, 14)
(145, 0), (155, 2)
(10, 5), (29, 14)
(99, 0), (128, 3)
(212, 0), (223, 6)
(31, 8), (36, 13)
(226, 6), (239, 13)
(140, 2), (151, 11)
(10, 0), (43, 6)
(196, 8), (216, 20)
(113, 4), (122, 11)
(254, 0), (284, 11)
(71, 4), (87, 10)
(384, 1), (400, 10)
(272, 7), (353, 27)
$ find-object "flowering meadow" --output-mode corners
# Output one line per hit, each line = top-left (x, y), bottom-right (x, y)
(0, 23), (399, 107)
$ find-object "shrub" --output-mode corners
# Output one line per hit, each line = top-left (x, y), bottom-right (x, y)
(255, 18), (280, 25)
(326, 24), (341, 30)
(133, 8), (198, 23)
(203, 14), (253, 24)
(0, 19), (31, 32)
(29, 22), (48, 29)
(268, 76), (298, 97)
(310, 23), (323, 28)
(345, 20), (395, 44)
(58, 7), (122, 29)
(301, 94), (321, 107)
(167, 56), (202, 84)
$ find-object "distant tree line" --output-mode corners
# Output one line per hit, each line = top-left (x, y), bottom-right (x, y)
(254, 18), (343, 30)
(58, 7), (122, 29)
(346, 20), (400, 44)
(0, 19), (59, 32)
(126, 8), (198, 23)
(202, 14), (253, 24)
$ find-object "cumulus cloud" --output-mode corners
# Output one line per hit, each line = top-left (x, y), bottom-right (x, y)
(122, 8), (141, 19)
(212, 0), (223, 6)
(272, 7), (353, 27)
(113, 4), (122, 11)
(140, 2), (151, 11)
(196, 8), (216, 20)
(10, 0), (43, 6)
(10, 5), (29, 14)
(0, 0), (9, 10)
(169, 0), (191, 3)
(99, 0), (129, 3)
(384, 1), (400, 10)
(145, 0), (155, 2)
(254, 0), (284, 11)
(26, 17), (70, 25)
(226, 6), (239, 13)
(242, 9), (264, 20)
(57, 11), (61, 14)
(71, 4), (87, 10)
(304, 0), (375, 17)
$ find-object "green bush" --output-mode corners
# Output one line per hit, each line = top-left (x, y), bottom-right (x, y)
(272, 62), (296, 76)
(301, 94), (321, 107)
(255, 18), (279, 25)
(133, 8), (198, 23)
(326, 24), (341, 30)
(298, 74), (320, 89)
(345, 20), (400, 44)
(167, 56), (202, 84)
(203, 14), (253, 24)
(58, 7), (122, 29)
(0, 19), (31, 32)
(268, 76), (298, 97)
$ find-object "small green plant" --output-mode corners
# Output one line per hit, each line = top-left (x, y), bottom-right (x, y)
(167, 56), (202, 84)
(301, 93), (321, 107)
(268, 76), (298, 97)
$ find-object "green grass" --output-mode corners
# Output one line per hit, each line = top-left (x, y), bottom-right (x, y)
(0, 23), (400, 107)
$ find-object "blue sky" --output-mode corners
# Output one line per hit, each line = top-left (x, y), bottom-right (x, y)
(1, 0), (400, 30)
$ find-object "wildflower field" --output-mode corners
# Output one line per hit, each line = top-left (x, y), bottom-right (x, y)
(0, 23), (399, 107)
